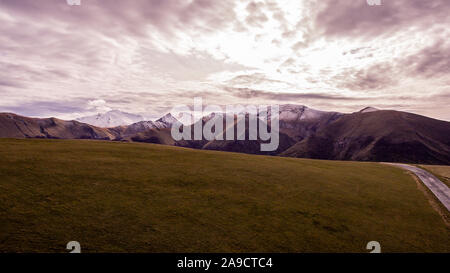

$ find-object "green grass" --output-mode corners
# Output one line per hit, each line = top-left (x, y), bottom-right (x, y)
(0, 138), (448, 253)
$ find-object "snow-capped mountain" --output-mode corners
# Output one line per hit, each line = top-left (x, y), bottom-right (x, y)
(112, 113), (182, 138)
(76, 105), (337, 132)
(125, 120), (157, 131)
(199, 104), (336, 122)
(153, 113), (179, 128)
(263, 104), (337, 121)
(77, 110), (144, 128)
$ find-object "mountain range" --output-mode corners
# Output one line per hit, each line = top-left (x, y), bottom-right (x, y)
(76, 110), (145, 127)
(1, 105), (449, 164)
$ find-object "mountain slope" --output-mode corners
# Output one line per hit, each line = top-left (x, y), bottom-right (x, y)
(0, 113), (117, 140)
(281, 110), (450, 164)
(275, 105), (342, 141)
(153, 113), (179, 129)
(110, 121), (157, 139)
(200, 114), (296, 155)
(130, 128), (176, 145)
(2, 107), (449, 165)
(174, 104), (339, 155)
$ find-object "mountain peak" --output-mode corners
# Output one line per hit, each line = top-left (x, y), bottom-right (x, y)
(279, 104), (307, 111)
(154, 113), (180, 128)
(276, 104), (332, 121)
(77, 110), (144, 128)
(359, 107), (379, 113)
(157, 113), (176, 123)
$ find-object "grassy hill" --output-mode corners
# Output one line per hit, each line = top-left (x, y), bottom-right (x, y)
(0, 113), (116, 140)
(281, 110), (450, 164)
(0, 139), (448, 252)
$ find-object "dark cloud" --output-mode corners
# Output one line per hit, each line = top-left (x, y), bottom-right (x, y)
(0, 60), (73, 91)
(0, 0), (237, 38)
(333, 63), (397, 91)
(335, 40), (450, 92)
(402, 40), (450, 77)
(228, 73), (286, 86)
(0, 79), (25, 89)
(343, 47), (370, 55)
(224, 87), (364, 101)
(316, 0), (450, 38)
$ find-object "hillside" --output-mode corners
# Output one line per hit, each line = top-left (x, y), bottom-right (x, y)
(0, 139), (448, 252)
(273, 104), (343, 142)
(174, 114), (296, 155)
(0, 113), (116, 140)
(281, 110), (450, 165)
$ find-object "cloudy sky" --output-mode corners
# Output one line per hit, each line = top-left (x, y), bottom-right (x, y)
(0, 0), (449, 120)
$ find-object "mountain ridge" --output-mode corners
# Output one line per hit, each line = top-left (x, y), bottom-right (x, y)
(1, 106), (449, 164)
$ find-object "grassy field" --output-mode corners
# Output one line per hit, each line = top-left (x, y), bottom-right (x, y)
(0, 139), (448, 253)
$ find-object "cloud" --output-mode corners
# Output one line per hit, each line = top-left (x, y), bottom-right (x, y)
(0, 99), (87, 117)
(315, 0), (450, 38)
(88, 99), (111, 113)
(0, 0), (449, 121)
(0, 79), (25, 89)
(402, 40), (450, 78)
(228, 73), (285, 85)
(245, 1), (269, 28)
(0, 0), (237, 38)
(224, 87), (364, 101)
(333, 63), (397, 91)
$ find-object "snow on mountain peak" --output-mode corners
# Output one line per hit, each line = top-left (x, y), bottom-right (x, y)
(157, 113), (177, 123)
(153, 113), (180, 128)
(76, 110), (144, 128)
(267, 104), (329, 121)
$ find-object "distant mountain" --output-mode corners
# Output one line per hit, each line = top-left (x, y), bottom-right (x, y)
(130, 128), (175, 145)
(274, 104), (343, 142)
(190, 104), (341, 142)
(173, 105), (336, 155)
(199, 114), (297, 155)
(109, 120), (157, 139)
(2, 106), (449, 164)
(153, 113), (179, 129)
(180, 105), (340, 155)
(0, 113), (116, 140)
(110, 113), (181, 140)
(275, 104), (334, 120)
(105, 113), (182, 143)
(281, 110), (450, 165)
(76, 110), (144, 128)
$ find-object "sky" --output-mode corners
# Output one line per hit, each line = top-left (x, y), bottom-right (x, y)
(0, 0), (449, 121)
